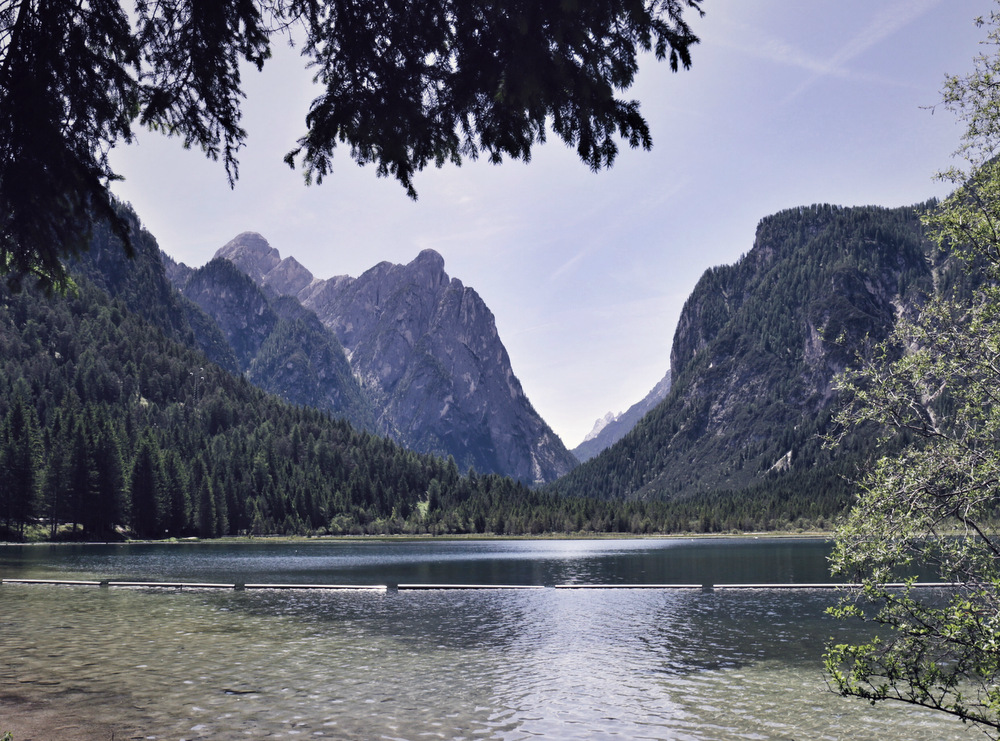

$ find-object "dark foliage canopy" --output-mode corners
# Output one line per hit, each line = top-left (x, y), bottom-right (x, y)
(0, 0), (702, 289)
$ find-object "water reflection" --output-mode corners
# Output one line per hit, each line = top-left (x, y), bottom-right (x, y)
(0, 537), (836, 586)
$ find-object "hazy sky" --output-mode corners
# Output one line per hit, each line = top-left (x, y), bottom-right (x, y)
(109, 0), (994, 449)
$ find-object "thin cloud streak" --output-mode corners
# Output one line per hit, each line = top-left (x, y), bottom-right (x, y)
(781, 0), (944, 103)
(711, 1), (943, 101)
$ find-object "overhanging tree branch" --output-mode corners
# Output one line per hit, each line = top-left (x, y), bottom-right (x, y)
(0, 0), (703, 289)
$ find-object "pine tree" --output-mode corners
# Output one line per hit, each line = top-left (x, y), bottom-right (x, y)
(195, 476), (217, 539)
(67, 417), (98, 536)
(0, 384), (41, 538)
(129, 432), (164, 539)
(42, 403), (75, 538)
(161, 450), (191, 537)
(85, 412), (125, 539)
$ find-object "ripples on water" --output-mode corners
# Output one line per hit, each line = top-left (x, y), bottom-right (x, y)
(0, 584), (979, 740)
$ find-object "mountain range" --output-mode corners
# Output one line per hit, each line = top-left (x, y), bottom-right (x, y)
(3, 193), (972, 540)
(166, 233), (578, 485)
(87, 200), (963, 521)
(1, 204), (694, 540)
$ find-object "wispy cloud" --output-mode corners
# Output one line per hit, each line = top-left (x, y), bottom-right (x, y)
(549, 249), (592, 282)
(716, 0), (943, 102)
(780, 0), (943, 102)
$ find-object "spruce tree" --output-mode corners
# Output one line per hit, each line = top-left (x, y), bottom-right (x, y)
(85, 413), (125, 539)
(162, 450), (192, 538)
(67, 417), (98, 536)
(0, 384), (41, 538)
(0, 0), (701, 289)
(129, 432), (164, 539)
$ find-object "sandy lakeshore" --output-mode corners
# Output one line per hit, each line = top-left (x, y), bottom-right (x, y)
(1, 693), (143, 741)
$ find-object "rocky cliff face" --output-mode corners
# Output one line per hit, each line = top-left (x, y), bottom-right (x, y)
(549, 203), (941, 501)
(168, 256), (374, 431)
(215, 233), (577, 484)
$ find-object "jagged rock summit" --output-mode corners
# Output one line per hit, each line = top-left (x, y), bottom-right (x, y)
(215, 233), (578, 484)
(571, 370), (672, 462)
(217, 231), (320, 297)
(583, 412), (618, 444)
(216, 232), (280, 278)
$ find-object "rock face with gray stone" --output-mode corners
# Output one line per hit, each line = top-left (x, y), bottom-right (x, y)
(168, 255), (375, 433)
(213, 233), (578, 484)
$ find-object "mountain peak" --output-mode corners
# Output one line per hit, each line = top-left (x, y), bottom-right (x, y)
(413, 248), (444, 267)
(582, 412), (619, 443)
(571, 369), (672, 462)
(216, 232), (281, 282)
(202, 237), (576, 484)
(408, 249), (449, 289)
(216, 233), (316, 298)
(218, 231), (276, 259)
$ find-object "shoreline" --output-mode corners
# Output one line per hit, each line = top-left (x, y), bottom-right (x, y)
(0, 531), (834, 547)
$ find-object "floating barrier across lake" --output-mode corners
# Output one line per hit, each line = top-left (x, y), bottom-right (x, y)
(108, 581), (235, 589)
(242, 583), (386, 591)
(555, 583), (703, 589)
(1, 578), (386, 591)
(1, 578), (104, 587)
(1, 578), (958, 591)
(398, 583), (545, 590)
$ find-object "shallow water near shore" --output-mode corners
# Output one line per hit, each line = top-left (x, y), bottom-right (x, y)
(0, 538), (981, 739)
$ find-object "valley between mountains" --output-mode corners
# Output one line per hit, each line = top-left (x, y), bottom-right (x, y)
(0, 198), (957, 538)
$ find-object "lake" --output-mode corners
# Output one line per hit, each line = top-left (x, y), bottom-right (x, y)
(0, 538), (979, 739)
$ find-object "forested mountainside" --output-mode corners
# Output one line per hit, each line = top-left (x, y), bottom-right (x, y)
(2, 204), (717, 541)
(548, 203), (958, 508)
(69, 208), (237, 374)
(0, 212), (678, 539)
(572, 370), (672, 462)
(211, 232), (578, 484)
(5, 200), (969, 540)
(0, 268), (533, 539)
